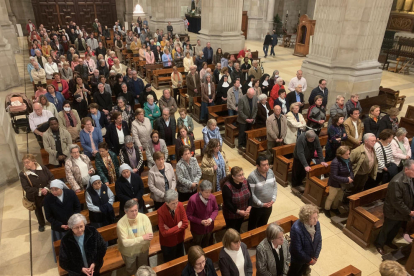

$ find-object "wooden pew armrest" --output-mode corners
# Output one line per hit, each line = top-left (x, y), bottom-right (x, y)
(398, 95), (406, 100)
(309, 176), (328, 189)
(210, 112), (219, 119)
(354, 206), (380, 223)
(276, 155), (291, 165)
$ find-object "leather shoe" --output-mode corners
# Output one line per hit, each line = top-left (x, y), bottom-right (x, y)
(39, 225), (45, 232)
(376, 246), (386, 255)
(386, 243), (398, 250)
(323, 209), (332, 218)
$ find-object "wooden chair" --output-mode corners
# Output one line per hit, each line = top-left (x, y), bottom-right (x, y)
(243, 127), (267, 165)
(405, 105), (414, 119)
(138, 60), (146, 77)
(207, 104), (228, 125)
(223, 116), (239, 148)
(302, 162), (332, 207)
(359, 86), (406, 116)
(131, 57), (141, 71)
(329, 265), (361, 276)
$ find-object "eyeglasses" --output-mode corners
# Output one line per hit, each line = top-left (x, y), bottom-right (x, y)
(236, 173), (244, 177)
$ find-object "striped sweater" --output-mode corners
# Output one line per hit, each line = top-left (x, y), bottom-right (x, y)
(374, 142), (394, 172)
(247, 169), (278, 208)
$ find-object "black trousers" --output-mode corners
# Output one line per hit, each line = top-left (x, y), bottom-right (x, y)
(34, 195), (46, 226)
(191, 232), (214, 248)
(287, 263), (310, 276)
(172, 88), (180, 104)
(178, 190), (196, 202)
(238, 123), (252, 147)
(375, 217), (403, 247)
(154, 201), (164, 210)
(291, 158), (310, 188)
(248, 206), (273, 231)
(161, 242), (185, 262)
(343, 174), (370, 205)
(225, 217), (244, 233)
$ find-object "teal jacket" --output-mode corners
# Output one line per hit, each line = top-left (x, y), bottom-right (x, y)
(144, 102), (161, 127)
(95, 150), (120, 184)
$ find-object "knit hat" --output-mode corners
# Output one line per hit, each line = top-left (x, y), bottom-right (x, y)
(50, 179), (69, 190)
(119, 163), (133, 173)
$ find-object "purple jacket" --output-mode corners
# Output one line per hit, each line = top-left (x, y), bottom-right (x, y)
(327, 157), (354, 189)
(186, 192), (219, 235)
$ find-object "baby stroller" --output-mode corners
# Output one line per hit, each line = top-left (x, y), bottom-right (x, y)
(5, 93), (33, 134)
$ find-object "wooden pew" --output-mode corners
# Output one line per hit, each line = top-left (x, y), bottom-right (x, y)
(343, 183), (389, 248)
(302, 162), (332, 207)
(153, 67), (185, 89)
(192, 96), (202, 123)
(399, 117), (414, 139)
(243, 127), (267, 165)
(138, 60), (146, 77)
(223, 116), (239, 148)
(405, 105), (414, 119)
(208, 104), (228, 125)
(273, 135), (328, 187)
(152, 215), (298, 276)
(406, 234), (414, 275)
(145, 63), (164, 83)
(329, 265), (361, 276)
(359, 86), (406, 116)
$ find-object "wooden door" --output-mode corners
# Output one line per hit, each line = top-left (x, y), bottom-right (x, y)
(242, 11), (248, 39)
(31, 0), (117, 33)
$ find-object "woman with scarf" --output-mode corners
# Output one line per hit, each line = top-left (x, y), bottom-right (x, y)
(306, 95), (326, 136)
(363, 105), (381, 137)
(111, 96), (133, 126)
(105, 111), (130, 155)
(176, 146), (202, 202)
(269, 77), (284, 108)
(80, 117), (103, 159)
(59, 61), (73, 81)
(144, 95), (161, 127)
(201, 139), (230, 192)
(145, 130), (168, 169)
(119, 135), (144, 175)
(325, 114), (348, 162)
(215, 75), (230, 105)
(183, 51), (194, 73)
(200, 73), (216, 122)
(274, 89), (288, 115)
(85, 175), (115, 228)
(285, 103), (307, 145)
(57, 101), (81, 141)
(73, 76), (92, 104)
(259, 74), (271, 96)
(95, 142), (120, 186)
(177, 108), (195, 137)
(202, 119), (223, 150)
(65, 144), (95, 192)
(172, 45), (184, 67)
(175, 126), (195, 161)
(171, 66), (183, 103)
(162, 48), (173, 68)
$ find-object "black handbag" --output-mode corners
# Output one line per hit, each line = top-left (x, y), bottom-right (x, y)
(379, 143), (399, 183)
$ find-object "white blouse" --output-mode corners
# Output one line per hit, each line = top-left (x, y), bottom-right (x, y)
(117, 127), (125, 144)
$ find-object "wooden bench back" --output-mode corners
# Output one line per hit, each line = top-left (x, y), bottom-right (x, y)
(348, 183), (389, 209)
(405, 105), (414, 119)
(208, 104), (227, 114)
(224, 115), (238, 125)
(245, 127), (266, 140)
(329, 265), (361, 276)
(153, 67), (184, 76)
(400, 117), (414, 138)
(273, 135), (328, 156)
(307, 162), (332, 178)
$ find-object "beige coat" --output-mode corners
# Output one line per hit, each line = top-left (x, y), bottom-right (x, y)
(248, 66), (262, 80)
(284, 111), (306, 144)
(43, 127), (72, 165)
(343, 117), (364, 149)
(31, 68), (47, 84)
(201, 151), (230, 192)
(57, 110), (81, 133)
(227, 86), (241, 111)
(64, 154), (95, 191)
(266, 114), (287, 142)
(171, 72), (183, 88)
(131, 117), (152, 149)
(148, 162), (177, 202)
(350, 144), (378, 179)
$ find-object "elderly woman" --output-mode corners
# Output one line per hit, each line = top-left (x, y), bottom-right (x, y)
(378, 107), (400, 136)
(183, 51), (194, 72)
(177, 108), (195, 136)
(136, 266), (156, 276)
(253, 79), (262, 97)
(328, 95), (347, 127)
(256, 223), (291, 276)
(176, 145), (202, 202)
(307, 95), (326, 136)
(148, 151), (176, 210)
(131, 108), (152, 151)
(287, 205), (322, 276)
(220, 166), (252, 232)
(363, 105), (381, 136)
(186, 180), (219, 248)
(119, 135), (144, 174)
(374, 129), (397, 185)
(116, 163), (145, 216)
(80, 117), (103, 158)
(146, 130), (169, 169)
(284, 103), (307, 144)
(105, 111), (130, 154)
(324, 146), (354, 218)
(202, 119), (223, 150)
(219, 228), (253, 276)
(95, 142), (120, 186)
(111, 96), (133, 126)
(144, 94), (161, 127)
(162, 48), (173, 67)
(325, 113), (348, 162)
(65, 144), (95, 192)
(117, 199), (153, 275)
(57, 101), (81, 141)
(20, 154), (54, 232)
(59, 214), (107, 276)
(44, 56), (59, 79)
(175, 126), (195, 161)
(86, 175), (115, 228)
(200, 73), (215, 122)
(158, 189), (189, 262)
(201, 139), (230, 192)
(182, 246), (218, 276)
(39, 94), (59, 117)
(390, 127), (412, 172)
(256, 94), (273, 129)
(269, 77), (284, 108)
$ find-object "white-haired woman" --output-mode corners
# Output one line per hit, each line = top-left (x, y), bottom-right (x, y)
(390, 127), (412, 172)
(65, 144), (95, 192)
(269, 77), (285, 108)
(284, 103), (307, 144)
(287, 205), (322, 276)
(135, 266), (156, 276)
(256, 223), (291, 276)
(256, 93), (273, 129)
(144, 94), (161, 127)
(59, 214), (107, 276)
(202, 119), (223, 150)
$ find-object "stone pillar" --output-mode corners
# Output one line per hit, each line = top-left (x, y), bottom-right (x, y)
(0, 0), (18, 51)
(149, 0), (184, 34)
(4, 0), (16, 26)
(301, 0), (394, 108)
(245, 0), (265, 40)
(0, 28), (19, 91)
(198, 0), (245, 53)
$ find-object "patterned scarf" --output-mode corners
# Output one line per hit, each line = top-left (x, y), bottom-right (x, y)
(126, 146), (137, 169)
(64, 110), (77, 128)
(213, 152), (226, 191)
(102, 154), (116, 184)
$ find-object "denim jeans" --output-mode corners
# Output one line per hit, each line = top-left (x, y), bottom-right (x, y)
(263, 45), (269, 57)
(228, 109), (238, 116)
(201, 101), (214, 121)
(270, 45), (276, 56)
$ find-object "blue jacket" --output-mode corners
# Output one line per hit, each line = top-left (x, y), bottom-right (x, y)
(271, 34), (278, 46)
(327, 157), (354, 189)
(45, 91), (65, 112)
(202, 126), (223, 150)
(162, 53), (172, 67)
(308, 86), (329, 107)
(289, 220), (322, 264)
(203, 47), (213, 61)
(80, 127), (103, 157)
(127, 78), (144, 98)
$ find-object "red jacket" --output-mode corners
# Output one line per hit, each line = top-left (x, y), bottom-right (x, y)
(52, 79), (70, 99)
(157, 202), (189, 247)
(269, 84), (284, 108)
(26, 23), (36, 34)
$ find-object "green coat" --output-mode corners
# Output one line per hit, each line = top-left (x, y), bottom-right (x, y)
(95, 151), (120, 184)
(144, 102), (161, 127)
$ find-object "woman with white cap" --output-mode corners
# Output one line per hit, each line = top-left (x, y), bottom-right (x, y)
(119, 135), (144, 175)
(85, 175), (115, 228)
(116, 163), (146, 216)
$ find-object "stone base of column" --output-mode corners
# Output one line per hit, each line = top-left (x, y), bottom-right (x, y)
(1, 24), (19, 53)
(246, 18), (273, 40)
(0, 42), (20, 90)
(149, 18), (184, 34)
(197, 32), (245, 54)
(301, 58), (383, 108)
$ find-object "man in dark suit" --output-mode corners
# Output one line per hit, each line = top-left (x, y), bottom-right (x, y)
(308, 79), (329, 107)
(237, 88), (258, 151)
(203, 42), (214, 65)
(286, 84), (305, 113)
(93, 83), (112, 116)
(185, 65), (201, 114)
(154, 108), (176, 150)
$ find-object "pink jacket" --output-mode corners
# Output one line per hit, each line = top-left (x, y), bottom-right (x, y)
(145, 51), (155, 64)
(390, 137), (412, 166)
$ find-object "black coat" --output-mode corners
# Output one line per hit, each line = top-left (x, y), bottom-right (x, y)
(90, 75), (100, 94)
(263, 34), (272, 45)
(175, 135), (195, 161)
(181, 257), (218, 276)
(363, 116), (380, 137)
(153, 116), (176, 146)
(377, 114), (398, 137)
(139, 90), (158, 107)
(73, 98), (88, 119)
(327, 157), (354, 189)
(74, 64), (89, 81)
(119, 144), (144, 174)
(286, 91), (305, 114)
(274, 98), (287, 114)
(95, 47), (107, 57)
(97, 65), (109, 78)
(118, 91), (135, 108)
(44, 189), (81, 232)
(93, 91), (113, 112)
(59, 226), (107, 276)
(87, 111), (110, 129)
(105, 121), (130, 154)
(308, 86), (329, 107)
(115, 172), (145, 216)
(256, 102), (273, 128)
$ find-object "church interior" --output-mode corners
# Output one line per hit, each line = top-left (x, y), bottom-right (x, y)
(0, 0), (414, 275)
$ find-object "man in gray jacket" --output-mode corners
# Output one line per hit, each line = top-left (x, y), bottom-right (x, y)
(227, 79), (241, 116)
(237, 88), (257, 151)
(266, 105), (287, 158)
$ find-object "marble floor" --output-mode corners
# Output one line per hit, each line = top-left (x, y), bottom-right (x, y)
(0, 36), (413, 276)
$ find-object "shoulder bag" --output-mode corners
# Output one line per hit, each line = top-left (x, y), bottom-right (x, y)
(22, 172), (36, 211)
(379, 143), (398, 184)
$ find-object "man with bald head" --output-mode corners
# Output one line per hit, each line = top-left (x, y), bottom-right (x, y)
(29, 103), (54, 148)
(266, 105), (287, 158)
(186, 65), (201, 114)
(286, 84), (305, 113)
(237, 88), (258, 151)
(288, 70), (307, 92)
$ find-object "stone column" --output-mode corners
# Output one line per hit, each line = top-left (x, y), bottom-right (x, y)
(198, 0), (245, 53)
(301, 0), (394, 108)
(4, 0), (16, 26)
(0, 0), (18, 51)
(0, 27), (19, 91)
(149, 0), (184, 34)
(245, 0), (265, 40)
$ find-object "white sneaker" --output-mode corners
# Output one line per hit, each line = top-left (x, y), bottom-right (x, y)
(404, 233), (413, 243)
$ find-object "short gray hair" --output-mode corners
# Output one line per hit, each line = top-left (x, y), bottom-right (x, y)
(336, 95), (345, 101)
(363, 133), (376, 142)
(147, 94), (154, 100)
(276, 77), (283, 83)
(68, 213), (87, 229)
(164, 189), (178, 203)
(135, 266), (156, 276)
(29, 56), (35, 61)
(258, 94), (267, 102)
(124, 199), (138, 212)
(395, 127), (407, 137)
(69, 144), (81, 153)
(404, 160), (414, 170)
(266, 223), (284, 241)
(162, 107), (170, 114)
(207, 118), (217, 127)
(305, 130), (316, 139)
(199, 180), (212, 192)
